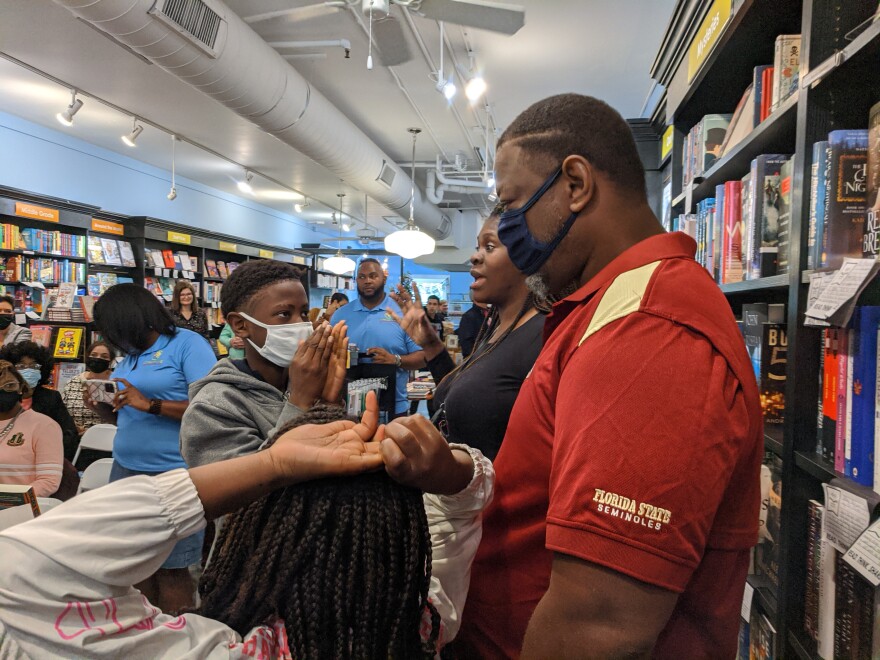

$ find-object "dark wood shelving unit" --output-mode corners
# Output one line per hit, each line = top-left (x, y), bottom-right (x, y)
(653, 0), (880, 656)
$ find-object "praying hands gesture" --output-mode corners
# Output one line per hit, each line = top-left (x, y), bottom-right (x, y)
(387, 282), (446, 361)
(288, 321), (349, 410)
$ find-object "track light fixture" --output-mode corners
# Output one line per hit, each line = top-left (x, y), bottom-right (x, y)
(167, 134), (178, 201)
(56, 90), (83, 127)
(122, 117), (144, 147)
(237, 170), (254, 194)
(294, 197), (310, 213)
(434, 22), (456, 100)
(465, 75), (487, 102)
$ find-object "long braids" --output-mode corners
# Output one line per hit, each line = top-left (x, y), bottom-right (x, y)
(196, 405), (439, 659)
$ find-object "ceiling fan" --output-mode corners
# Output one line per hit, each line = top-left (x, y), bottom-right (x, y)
(322, 194), (387, 246)
(244, 0), (525, 67)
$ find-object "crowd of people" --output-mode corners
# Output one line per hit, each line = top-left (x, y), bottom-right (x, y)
(0, 93), (763, 659)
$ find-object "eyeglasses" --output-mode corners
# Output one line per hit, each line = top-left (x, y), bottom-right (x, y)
(14, 363), (40, 371)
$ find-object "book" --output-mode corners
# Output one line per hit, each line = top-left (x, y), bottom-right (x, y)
(720, 85), (755, 156)
(87, 235), (105, 264)
(217, 261), (229, 279)
(700, 114), (732, 174)
(823, 129), (869, 269)
(86, 274), (101, 297)
(740, 172), (752, 276)
(714, 184), (726, 282)
(804, 500), (823, 642)
(742, 304), (785, 379)
(54, 361), (85, 392)
(77, 294), (96, 322)
(722, 180), (744, 284)
(818, 513), (837, 659)
(842, 330), (853, 475)
(808, 141), (830, 270)
(833, 552), (880, 658)
(752, 65), (773, 126)
(749, 607), (777, 659)
(96, 272), (118, 294)
(755, 453), (782, 589)
(0, 484), (40, 517)
(118, 240), (137, 268)
(161, 249), (176, 269)
(760, 323), (787, 426)
(822, 329), (842, 462)
(205, 259), (219, 278)
(29, 324), (53, 349)
(771, 35), (801, 110)
(760, 67), (775, 123)
(865, 102), (880, 258)
(188, 256), (199, 272)
(776, 159), (794, 274)
(149, 249), (165, 269)
(737, 613), (750, 660)
(54, 282), (77, 309)
(100, 238), (122, 266)
(53, 326), (83, 360)
(847, 306), (880, 487)
(227, 261), (240, 274)
(747, 155), (790, 279)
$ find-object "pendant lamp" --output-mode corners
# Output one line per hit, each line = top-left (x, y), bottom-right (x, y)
(384, 127), (436, 259)
(324, 193), (356, 275)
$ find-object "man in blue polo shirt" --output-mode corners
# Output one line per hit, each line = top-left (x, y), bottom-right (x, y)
(333, 258), (424, 417)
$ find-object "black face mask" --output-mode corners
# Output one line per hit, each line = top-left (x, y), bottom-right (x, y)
(0, 391), (21, 412)
(0, 315), (13, 330)
(86, 357), (112, 374)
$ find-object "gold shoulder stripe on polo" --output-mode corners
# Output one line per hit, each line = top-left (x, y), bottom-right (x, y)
(579, 261), (661, 346)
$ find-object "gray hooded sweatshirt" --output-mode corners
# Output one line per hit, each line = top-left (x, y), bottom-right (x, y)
(180, 359), (305, 468)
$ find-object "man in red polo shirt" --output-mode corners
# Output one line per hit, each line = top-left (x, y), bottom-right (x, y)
(453, 94), (763, 658)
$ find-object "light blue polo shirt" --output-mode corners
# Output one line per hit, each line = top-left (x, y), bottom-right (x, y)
(112, 329), (215, 471)
(333, 294), (421, 414)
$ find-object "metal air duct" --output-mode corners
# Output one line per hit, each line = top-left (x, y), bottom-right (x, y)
(53, 0), (451, 239)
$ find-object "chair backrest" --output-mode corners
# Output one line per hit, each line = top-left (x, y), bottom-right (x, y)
(77, 458), (114, 494)
(72, 424), (116, 465)
(36, 497), (63, 513)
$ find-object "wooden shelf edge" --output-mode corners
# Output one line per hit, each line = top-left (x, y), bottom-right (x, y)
(719, 274), (789, 294)
(0, 248), (87, 261)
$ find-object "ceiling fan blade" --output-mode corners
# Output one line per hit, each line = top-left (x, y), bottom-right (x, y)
(242, 2), (345, 25)
(413, 0), (525, 35)
(372, 14), (413, 65)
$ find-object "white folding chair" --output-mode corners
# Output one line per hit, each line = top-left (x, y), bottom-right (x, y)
(77, 458), (114, 494)
(72, 424), (116, 465)
(36, 497), (63, 513)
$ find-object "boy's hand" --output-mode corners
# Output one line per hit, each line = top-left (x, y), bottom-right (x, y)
(288, 323), (334, 410)
(321, 321), (349, 403)
(378, 414), (474, 495)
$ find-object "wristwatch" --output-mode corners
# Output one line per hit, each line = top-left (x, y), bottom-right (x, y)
(149, 399), (163, 415)
(394, 354), (402, 367)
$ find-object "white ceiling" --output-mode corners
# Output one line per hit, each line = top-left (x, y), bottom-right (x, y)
(0, 0), (675, 243)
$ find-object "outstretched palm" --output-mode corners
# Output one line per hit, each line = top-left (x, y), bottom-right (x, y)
(388, 282), (441, 348)
(268, 391), (383, 482)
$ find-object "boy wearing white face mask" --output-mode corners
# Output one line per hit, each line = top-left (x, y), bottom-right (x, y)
(180, 260), (349, 468)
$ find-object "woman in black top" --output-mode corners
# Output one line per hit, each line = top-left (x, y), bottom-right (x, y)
(390, 213), (543, 460)
(171, 280), (209, 338)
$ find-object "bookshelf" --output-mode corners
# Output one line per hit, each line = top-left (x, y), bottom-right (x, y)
(653, 0), (880, 656)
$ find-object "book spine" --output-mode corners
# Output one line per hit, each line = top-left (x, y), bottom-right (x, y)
(723, 181), (743, 283)
(845, 329), (855, 477)
(865, 103), (880, 258)
(808, 142), (821, 270)
(715, 184), (726, 283)
(875, 325), (880, 495)
(826, 130), (869, 268)
(835, 553), (857, 658)
(835, 329), (848, 473)
(772, 37), (783, 111)
(811, 141), (830, 269)
(777, 160), (793, 274)
(850, 307), (880, 487)
(817, 331), (825, 456)
(805, 500), (823, 641)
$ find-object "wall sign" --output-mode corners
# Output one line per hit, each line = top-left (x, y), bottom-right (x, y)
(687, 0), (732, 82)
(661, 125), (674, 161)
(259, 249), (274, 258)
(218, 241), (237, 252)
(15, 202), (59, 223)
(91, 218), (124, 236)
(167, 231), (191, 245)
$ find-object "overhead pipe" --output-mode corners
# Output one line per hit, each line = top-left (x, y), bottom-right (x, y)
(426, 169), (490, 204)
(53, 0), (451, 239)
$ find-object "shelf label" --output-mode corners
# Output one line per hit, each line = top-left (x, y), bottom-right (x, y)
(822, 483), (871, 553)
(687, 0), (732, 82)
(167, 231), (191, 245)
(292, 255), (307, 265)
(661, 125), (674, 161)
(218, 241), (237, 253)
(845, 518), (880, 587)
(259, 249), (274, 259)
(91, 218), (124, 236)
(15, 202), (59, 223)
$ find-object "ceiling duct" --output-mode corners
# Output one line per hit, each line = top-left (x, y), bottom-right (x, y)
(53, 0), (451, 239)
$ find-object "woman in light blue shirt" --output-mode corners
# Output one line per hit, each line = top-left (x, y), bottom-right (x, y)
(87, 283), (215, 613)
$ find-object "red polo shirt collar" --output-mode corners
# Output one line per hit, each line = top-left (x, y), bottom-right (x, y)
(545, 232), (697, 336)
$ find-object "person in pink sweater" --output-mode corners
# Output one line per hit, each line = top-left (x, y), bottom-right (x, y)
(0, 360), (62, 497)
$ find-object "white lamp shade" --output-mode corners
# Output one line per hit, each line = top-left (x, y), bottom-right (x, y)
(323, 254), (356, 275)
(384, 227), (436, 259)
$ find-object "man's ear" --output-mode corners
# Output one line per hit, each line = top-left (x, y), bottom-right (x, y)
(226, 311), (250, 339)
(562, 154), (595, 214)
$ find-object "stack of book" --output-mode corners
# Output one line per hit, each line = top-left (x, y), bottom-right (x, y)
(87, 236), (136, 267)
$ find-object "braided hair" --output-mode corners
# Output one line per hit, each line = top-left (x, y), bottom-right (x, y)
(196, 404), (440, 659)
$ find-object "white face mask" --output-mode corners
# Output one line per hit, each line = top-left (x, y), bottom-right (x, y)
(238, 312), (313, 367)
